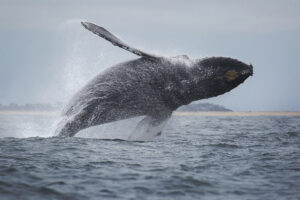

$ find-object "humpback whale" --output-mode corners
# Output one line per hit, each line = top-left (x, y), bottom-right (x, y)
(56, 22), (253, 140)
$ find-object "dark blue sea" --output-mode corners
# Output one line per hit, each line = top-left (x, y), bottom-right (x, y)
(0, 113), (299, 200)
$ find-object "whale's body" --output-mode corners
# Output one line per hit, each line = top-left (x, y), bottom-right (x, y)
(56, 22), (253, 140)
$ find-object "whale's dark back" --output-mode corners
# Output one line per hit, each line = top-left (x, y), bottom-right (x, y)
(57, 57), (192, 136)
(57, 56), (252, 137)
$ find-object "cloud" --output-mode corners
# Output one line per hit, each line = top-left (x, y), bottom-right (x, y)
(1, 0), (300, 111)
(1, 0), (299, 33)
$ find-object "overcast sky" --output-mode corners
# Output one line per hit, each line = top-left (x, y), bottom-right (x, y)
(1, 0), (300, 111)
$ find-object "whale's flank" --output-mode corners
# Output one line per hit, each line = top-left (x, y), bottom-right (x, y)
(55, 22), (253, 140)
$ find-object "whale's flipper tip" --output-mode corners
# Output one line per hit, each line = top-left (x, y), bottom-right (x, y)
(80, 21), (159, 60)
(81, 22), (90, 29)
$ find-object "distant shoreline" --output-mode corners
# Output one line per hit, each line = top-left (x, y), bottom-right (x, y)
(0, 111), (60, 116)
(174, 111), (300, 116)
(1, 111), (300, 116)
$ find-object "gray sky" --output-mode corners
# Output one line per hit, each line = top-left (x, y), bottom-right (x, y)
(1, 0), (300, 111)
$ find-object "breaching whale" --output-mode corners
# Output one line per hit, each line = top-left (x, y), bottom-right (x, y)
(56, 22), (253, 140)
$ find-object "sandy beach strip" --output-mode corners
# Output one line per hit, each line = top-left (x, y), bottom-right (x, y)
(174, 111), (300, 116)
(1, 111), (300, 116)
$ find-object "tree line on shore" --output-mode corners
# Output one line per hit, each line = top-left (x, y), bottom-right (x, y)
(0, 103), (63, 111)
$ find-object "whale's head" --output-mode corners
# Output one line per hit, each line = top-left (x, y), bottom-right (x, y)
(190, 57), (253, 100)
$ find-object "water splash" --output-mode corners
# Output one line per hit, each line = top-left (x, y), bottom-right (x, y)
(77, 116), (145, 140)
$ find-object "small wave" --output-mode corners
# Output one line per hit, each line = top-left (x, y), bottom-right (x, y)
(37, 186), (62, 195)
(99, 189), (118, 198)
(202, 143), (240, 148)
(47, 181), (66, 186)
(182, 176), (212, 187)
(133, 186), (152, 194)
(286, 131), (300, 137)
(89, 160), (115, 165)
(0, 166), (17, 173)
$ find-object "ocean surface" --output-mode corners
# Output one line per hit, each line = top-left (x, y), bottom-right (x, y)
(0, 113), (299, 200)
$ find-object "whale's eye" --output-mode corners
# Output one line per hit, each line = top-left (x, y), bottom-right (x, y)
(224, 70), (238, 81)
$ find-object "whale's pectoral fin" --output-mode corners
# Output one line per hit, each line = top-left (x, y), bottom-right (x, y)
(128, 113), (171, 141)
(81, 22), (159, 60)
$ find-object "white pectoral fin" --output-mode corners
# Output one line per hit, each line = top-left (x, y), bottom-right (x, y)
(81, 22), (159, 60)
(128, 114), (171, 142)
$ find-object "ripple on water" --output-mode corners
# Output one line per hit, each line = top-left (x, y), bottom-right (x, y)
(0, 115), (300, 199)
